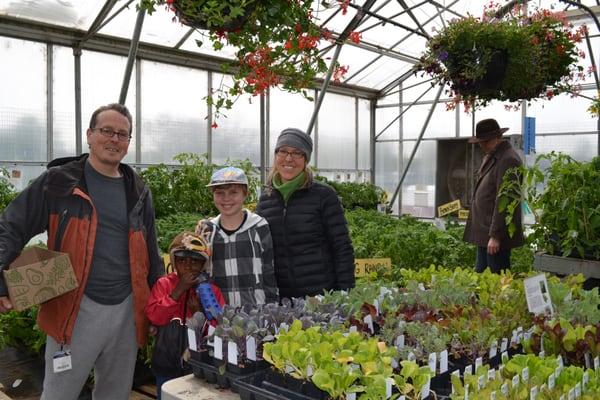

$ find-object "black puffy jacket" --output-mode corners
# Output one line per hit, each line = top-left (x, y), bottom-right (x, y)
(255, 180), (355, 299)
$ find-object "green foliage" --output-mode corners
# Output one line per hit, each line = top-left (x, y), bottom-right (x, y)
(0, 307), (45, 354)
(315, 177), (385, 211)
(140, 153), (259, 219)
(0, 167), (18, 213)
(499, 153), (600, 259)
(346, 209), (477, 272)
(155, 212), (205, 253)
(418, 7), (585, 110)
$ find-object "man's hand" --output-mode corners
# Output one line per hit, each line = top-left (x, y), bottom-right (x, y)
(487, 237), (501, 255)
(0, 296), (13, 313)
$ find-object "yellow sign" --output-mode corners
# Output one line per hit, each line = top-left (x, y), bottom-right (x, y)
(437, 199), (461, 217)
(355, 258), (392, 277)
(458, 209), (470, 219)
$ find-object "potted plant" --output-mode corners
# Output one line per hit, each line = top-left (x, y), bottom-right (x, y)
(138, 0), (350, 123)
(417, 4), (587, 111)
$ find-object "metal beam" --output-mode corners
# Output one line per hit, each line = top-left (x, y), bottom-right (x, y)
(396, 0), (431, 38)
(81, 0), (120, 43)
(119, 7), (145, 104)
(375, 84), (434, 140)
(377, 67), (418, 97)
(346, 2), (429, 38)
(46, 44), (53, 162)
(329, 32), (420, 63)
(74, 45), (82, 155)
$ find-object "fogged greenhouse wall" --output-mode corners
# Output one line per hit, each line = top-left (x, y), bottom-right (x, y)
(1, 34), (599, 219)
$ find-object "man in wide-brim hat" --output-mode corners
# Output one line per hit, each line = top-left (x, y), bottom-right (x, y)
(463, 118), (525, 273)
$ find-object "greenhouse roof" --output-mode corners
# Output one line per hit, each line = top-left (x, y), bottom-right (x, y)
(0, 0), (599, 96)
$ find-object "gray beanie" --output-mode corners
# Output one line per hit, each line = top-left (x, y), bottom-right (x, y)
(275, 128), (313, 161)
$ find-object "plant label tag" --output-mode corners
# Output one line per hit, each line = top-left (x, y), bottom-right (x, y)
(594, 356), (600, 370)
(420, 378), (430, 400)
(214, 336), (223, 360)
(512, 375), (519, 388)
(439, 350), (448, 373)
(490, 391), (496, 400)
(559, 395), (565, 400)
(285, 364), (294, 373)
(228, 341), (238, 365)
(373, 299), (380, 315)
(464, 384), (469, 400)
(391, 358), (398, 369)
(347, 394), (356, 400)
(478, 374), (485, 390)
(584, 352), (592, 369)
(475, 357), (483, 372)
(524, 331), (531, 341)
(307, 365), (314, 377)
(399, 396), (405, 400)
(363, 315), (374, 334)
(187, 328), (197, 351)
(583, 371), (589, 389)
(246, 336), (257, 361)
(52, 350), (72, 373)
(501, 338), (508, 353)
(489, 340), (498, 359)
(279, 322), (289, 332)
(510, 330), (517, 345)
(349, 325), (358, 334)
(522, 367), (529, 382)
(575, 382), (581, 397)
(464, 364), (472, 376)
(501, 383), (509, 396)
(539, 351), (545, 359)
(428, 352), (437, 373)
(418, 283), (426, 291)
(208, 325), (216, 337)
(396, 335), (405, 349)
(548, 373), (555, 390)
(407, 352), (416, 362)
(568, 388), (574, 400)
(501, 351), (508, 363)
(386, 377), (394, 399)
(530, 386), (538, 400)
(488, 369), (495, 381)
(557, 355), (564, 368)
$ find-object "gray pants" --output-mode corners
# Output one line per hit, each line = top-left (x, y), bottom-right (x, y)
(41, 294), (138, 400)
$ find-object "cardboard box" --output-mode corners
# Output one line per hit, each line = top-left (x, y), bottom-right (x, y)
(2, 247), (79, 311)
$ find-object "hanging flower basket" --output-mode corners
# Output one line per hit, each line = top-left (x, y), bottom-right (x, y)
(417, 5), (588, 110)
(139, 0), (354, 124)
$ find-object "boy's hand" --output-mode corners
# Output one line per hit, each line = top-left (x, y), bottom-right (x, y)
(171, 271), (199, 300)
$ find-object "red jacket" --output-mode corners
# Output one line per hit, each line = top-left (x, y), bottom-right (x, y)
(145, 272), (225, 326)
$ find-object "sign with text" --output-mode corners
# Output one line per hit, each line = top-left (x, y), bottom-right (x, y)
(524, 274), (554, 316)
(437, 199), (461, 217)
(458, 209), (470, 219)
(355, 258), (392, 277)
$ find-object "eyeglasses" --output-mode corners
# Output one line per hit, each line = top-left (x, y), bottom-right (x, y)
(276, 149), (305, 160)
(92, 127), (131, 142)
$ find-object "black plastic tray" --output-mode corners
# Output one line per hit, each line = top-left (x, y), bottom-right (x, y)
(234, 369), (328, 400)
(188, 350), (268, 392)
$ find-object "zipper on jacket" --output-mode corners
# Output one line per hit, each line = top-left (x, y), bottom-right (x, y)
(54, 209), (69, 251)
(281, 203), (297, 290)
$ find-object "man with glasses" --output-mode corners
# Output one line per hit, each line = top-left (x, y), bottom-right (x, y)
(0, 103), (164, 399)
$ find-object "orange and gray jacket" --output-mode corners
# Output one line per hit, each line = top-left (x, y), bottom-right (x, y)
(0, 154), (164, 346)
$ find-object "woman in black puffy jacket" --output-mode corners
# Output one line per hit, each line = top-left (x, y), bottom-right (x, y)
(255, 128), (355, 299)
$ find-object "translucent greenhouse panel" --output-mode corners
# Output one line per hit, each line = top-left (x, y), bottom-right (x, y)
(348, 56), (415, 90)
(375, 141), (399, 215)
(400, 75), (446, 104)
(0, 37), (46, 161)
(402, 102), (456, 139)
(527, 91), (596, 133)
(53, 45), (76, 159)
(80, 50), (136, 163)
(268, 89), (316, 168)
(0, 0), (105, 30)
(317, 93), (355, 170)
(0, 163), (45, 192)
(140, 60), (207, 164)
(358, 99), (371, 172)
(535, 134), (598, 161)
(400, 140), (436, 219)
(375, 107), (400, 141)
(211, 74), (260, 165)
(471, 102), (523, 136)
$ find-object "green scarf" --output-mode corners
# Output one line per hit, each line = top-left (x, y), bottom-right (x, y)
(273, 172), (305, 204)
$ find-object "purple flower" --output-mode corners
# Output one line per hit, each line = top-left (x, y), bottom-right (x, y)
(438, 50), (449, 61)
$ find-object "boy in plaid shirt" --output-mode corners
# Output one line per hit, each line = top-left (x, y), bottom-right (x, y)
(205, 167), (278, 307)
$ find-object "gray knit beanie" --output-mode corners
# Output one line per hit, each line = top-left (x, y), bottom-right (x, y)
(275, 128), (313, 162)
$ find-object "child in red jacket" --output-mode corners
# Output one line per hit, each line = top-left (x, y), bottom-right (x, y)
(145, 230), (224, 399)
